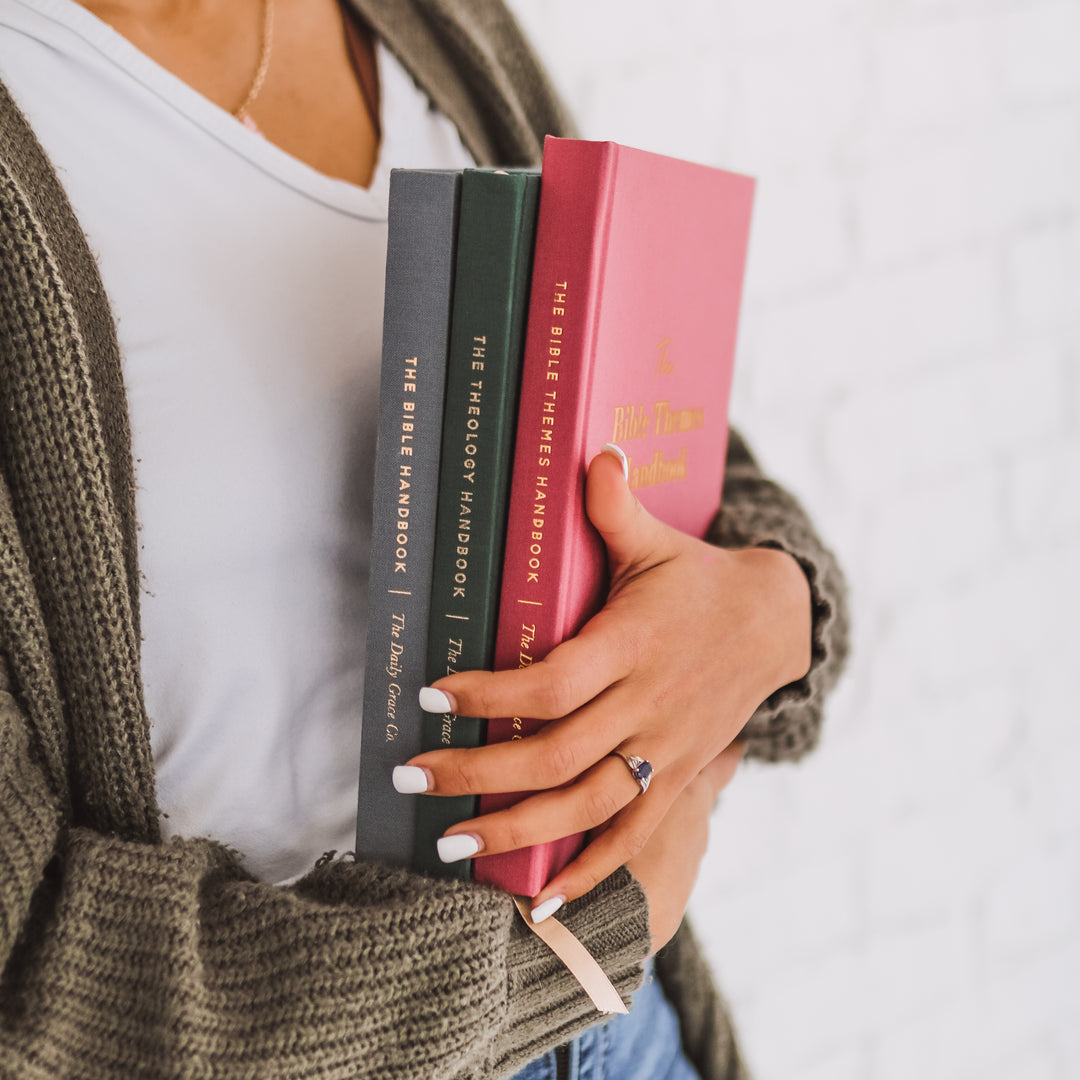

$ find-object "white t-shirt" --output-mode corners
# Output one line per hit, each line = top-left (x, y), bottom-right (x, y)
(0, 0), (474, 883)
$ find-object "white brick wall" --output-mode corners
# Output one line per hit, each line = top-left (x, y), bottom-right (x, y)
(505, 1), (1080, 1076)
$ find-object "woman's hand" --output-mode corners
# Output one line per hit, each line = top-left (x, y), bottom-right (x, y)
(399, 446), (811, 914)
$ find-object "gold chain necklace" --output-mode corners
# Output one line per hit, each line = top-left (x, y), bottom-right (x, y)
(234, 0), (275, 130)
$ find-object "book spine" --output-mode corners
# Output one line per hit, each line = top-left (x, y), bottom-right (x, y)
(413, 171), (541, 877)
(474, 141), (618, 897)
(356, 170), (461, 867)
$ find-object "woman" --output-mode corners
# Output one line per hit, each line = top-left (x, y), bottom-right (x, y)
(0, 0), (848, 1076)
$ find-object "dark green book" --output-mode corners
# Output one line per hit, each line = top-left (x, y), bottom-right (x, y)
(356, 170), (461, 867)
(412, 169), (541, 877)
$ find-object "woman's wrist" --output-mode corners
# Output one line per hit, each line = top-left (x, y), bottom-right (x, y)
(728, 545), (813, 703)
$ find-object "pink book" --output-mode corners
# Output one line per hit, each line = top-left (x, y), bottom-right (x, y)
(474, 137), (755, 896)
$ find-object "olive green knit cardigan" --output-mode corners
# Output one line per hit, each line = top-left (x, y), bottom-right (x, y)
(0, 1), (849, 1076)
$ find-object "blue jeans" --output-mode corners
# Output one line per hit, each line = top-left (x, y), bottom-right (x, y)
(511, 961), (701, 1080)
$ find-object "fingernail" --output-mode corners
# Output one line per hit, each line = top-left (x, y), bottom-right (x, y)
(601, 442), (630, 483)
(437, 834), (482, 863)
(419, 687), (456, 713)
(392, 765), (432, 794)
(530, 896), (565, 924)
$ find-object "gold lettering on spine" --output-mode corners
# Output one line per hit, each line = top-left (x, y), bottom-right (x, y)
(510, 624), (538, 739)
(546, 282), (566, 381)
(395, 358), (419, 573)
(453, 491), (472, 599)
(523, 281), (568, 592)
(510, 278), (568, 728)
(385, 612), (406, 740)
(472, 334), (486, 370)
(454, 337), (486, 598)
(439, 638), (463, 745)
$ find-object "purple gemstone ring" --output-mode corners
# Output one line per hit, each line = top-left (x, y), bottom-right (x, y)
(611, 752), (653, 796)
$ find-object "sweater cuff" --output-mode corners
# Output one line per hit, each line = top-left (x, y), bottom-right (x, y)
(495, 868), (649, 1075)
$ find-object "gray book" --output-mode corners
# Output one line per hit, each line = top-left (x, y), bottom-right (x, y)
(356, 170), (461, 866)
(414, 170), (540, 878)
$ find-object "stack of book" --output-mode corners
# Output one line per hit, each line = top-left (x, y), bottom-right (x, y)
(356, 137), (755, 897)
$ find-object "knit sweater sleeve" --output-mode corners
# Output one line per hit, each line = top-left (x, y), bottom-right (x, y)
(705, 429), (851, 763)
(0, 673), (648, 1079)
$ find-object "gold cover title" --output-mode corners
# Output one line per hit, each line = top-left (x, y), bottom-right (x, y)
(610, 339), (707, 490)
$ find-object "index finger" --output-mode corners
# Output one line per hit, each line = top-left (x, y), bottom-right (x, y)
(419, 607), (639, 722)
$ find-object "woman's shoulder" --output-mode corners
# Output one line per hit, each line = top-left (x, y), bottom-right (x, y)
(344, 0), (574, 165)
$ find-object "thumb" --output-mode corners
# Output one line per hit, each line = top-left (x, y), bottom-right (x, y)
(586, 443), (671, 575)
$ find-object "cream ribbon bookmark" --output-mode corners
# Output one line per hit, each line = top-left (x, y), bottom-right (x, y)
(512, 896), (629, 1015)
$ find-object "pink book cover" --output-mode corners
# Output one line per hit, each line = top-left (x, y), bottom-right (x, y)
(474, 137), (755, 896)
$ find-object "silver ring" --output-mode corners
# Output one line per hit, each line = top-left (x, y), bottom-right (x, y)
(611, 752), (653, 796)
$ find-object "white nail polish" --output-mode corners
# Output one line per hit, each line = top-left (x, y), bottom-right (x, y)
(437, 834), (482, 863)
(418, 687), (455, 714)
(530, 896), (565, 924)
(392, 765), (431, 794)
(601, 442), (630, 483)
